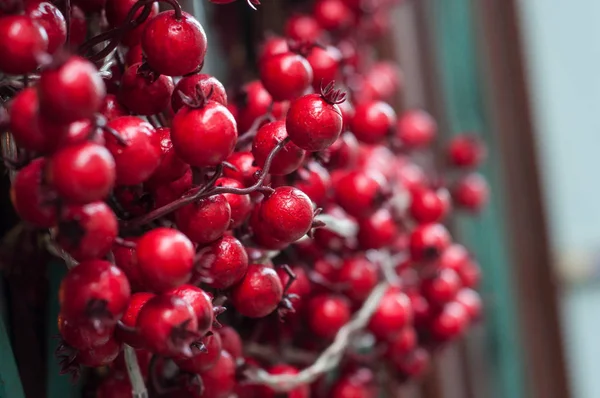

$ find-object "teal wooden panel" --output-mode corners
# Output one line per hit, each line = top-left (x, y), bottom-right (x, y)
(428, 1), (526, 398)
(0, 317), (25, 398)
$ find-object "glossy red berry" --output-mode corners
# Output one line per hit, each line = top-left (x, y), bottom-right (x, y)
(0, 15), (48, 75)
(259, 52), (313, 101)
(199, 350), (237, 398)
(217, 326), (243, 360)
(325, 132), (359, 169)
(447, 135), (486, 168)
(331, 371), (378, 398)
(146, 127), (189, 187)
(452, 173), (489, 212)
(252, 120), (306, 175)
(118, 63), (174, 115)
(47, 142), (116, 204)
(231, 264), (283, 318)
(350, 101), (396, 144)
(10, 158), (57, 227)
(136, 294), (198, 357)
(142, 10), (207, 77)
(364, 62), (403, 103)
(38, 56), (106, 124)
(290, 162), (331, 206)
(396, 109), (437, 148)
(57, 202), (118, 261)
(105, 116), (162, 186)
(259, 36), (289, 63)
(314, 0), (353, 32)
(286, 91), (344, 152)
(409, 188), (450, 224)
(112, 238), (145, 291)
(262, 365), (310, 398)
(171, 101), (238, 167)
(175, 194), (231, 244)
(421, 268), (462, 305)
(194, 235), (249, 289)
(136, 228), (195, 293)
(165, 285), (214, 335)
(338, 256), (379, 302)
(172, 74), (227, 112)
(386, 327), (417, 360)
(115, 292), (155, 347)
(455, 288), (483, 321)
(59, 259), (130, 324)
(59, 314), (112, 350)
(235, 80), (287, 132)
(175, 332), (222, 373)
(215, 177), (252, 228)
(25, 1), (66, 54)
(430, 301), (469, 341)
(409, 223), (451, 262)
(357, 208), (398, 250)
(308, 294), (351, 339)
(393, 347), (430, 377)
(223, 151), (261, 187)
(285, 14), (322, 42)
(368, 287), (412, 340)
(77, 338), (122, 367)
(306, 46), (342, 92)
(256, 186), (314, 243)
(333, 170), (383, 218)
(105, 0), (159, 46)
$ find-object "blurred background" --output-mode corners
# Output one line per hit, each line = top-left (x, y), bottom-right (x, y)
(2, 0), (598, 397)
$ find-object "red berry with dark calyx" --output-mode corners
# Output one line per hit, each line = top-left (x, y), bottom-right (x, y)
(368, 287), (412, 340)
(59, 314), (112, 350)
(0, 15), (48, 75)
(115, 292), (155, 348)
(223, 151), (260, 187)
(135, 294), (199, 357)
(59, 259), (130, 326)
(38, 56), (106, 124)
(142, 10), (207, 77)
(77, 338), (122, 368)
(350, 101), (396, 144)
(333, 170), (384, 218)
(105, 0), (159, 46)
(447, 135), (486, 168)
(409, 223), (451, 262)
(136, 228), (195, 293)
(146, 127), (189, 187)
(285, 14), (322, 42)
(252, 120), (306, 175)
(286, 84), (345, 152)
(175, 194), (231, 244)
(420, 268), (462, 306)
(357, 208), (398, 250)
(314, 0), (353, 32)
(409, 188), (451, 224)
(396, 109), (437, 149)
(217, 326), (243, 360)
(47, 142), (116, 204)
(386, 327), (418, 360)
(171, 99), (238, 168)
(10, 158), (57, 228)
(194, 235), (249, 289)
(259, 52), (313, 101)
(165, 285), (214, 335)
(306, 46), (343, 92)
(215, 177), (252, 228)
(393, 347), (430, 378)
(452, 173), (489, 212)
(172, 74), (227, 113)
(430, 301), (469, 341)
(231, 264), (283, 318)
(199, 350), (237, 398)
(56, 202), (118, 261)
(308, 294), (351, 339)
(175, 332), (222, 373)
(338, 256), (379, 303)
(105, 116), (162, 186)
(261, 365), (310, 398)
(455, 288), (483, 321)
(25, 1), (66, 54)
(118, 63), (174, 116)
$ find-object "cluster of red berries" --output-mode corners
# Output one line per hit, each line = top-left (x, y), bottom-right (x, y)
(0, 0), (490, 396)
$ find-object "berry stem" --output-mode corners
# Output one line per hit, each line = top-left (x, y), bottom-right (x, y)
(280, 264), (297, 296)
(235, 112), (274, 150)
(124, 344), (149, 398)
(159, 0), (183, 20)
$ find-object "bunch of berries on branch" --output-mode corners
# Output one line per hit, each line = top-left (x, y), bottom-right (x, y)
(0, 0), (489, 396)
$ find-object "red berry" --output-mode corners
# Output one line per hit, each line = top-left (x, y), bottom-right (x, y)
(396, 109), (437, 148)
(142, 10), (207, 77)
(68, 5), (87, 47)
(194, 235), (248, 289)
(285, 14), (322, 42)
(325, 132), (359, 169)
(259, 52), (313, 101)
(217, 326), (243, 360)
(105, 116), (162, 186)
(331, 371), (378, 398)
(314, 0), (353, 32)
(259, 36), (289, 63)
(289, 162), (331, 206)
(306, 46), (342, 92)
(165, 285), (214, 335)
(101, 94), (129, 121)
(223, 151), (261, 187)
(393, 347), (430, 377)
(175, 194), (231, 244)
(252, 120), (306, 175)
(56, 202), (118, 261)
(136, 228), (195, 293)
(150, 167), (192, 208)
(235, 80), (287, 132)
(25, 1), (66, 54)
(59, 314), (112, 350)
(386, 327), (417, 360)
(77, 338), (121, 367)
(215, 177), (252, 228)
(409, 188), (450, 224)
(447, 135), (486, 168)
(118, 63), (174, 115)
(199, 350), (237, 398)
(115, 292), (155, 347)
(38, 56), (106, 124)
(452, 173), (489, 212)
(105, 0), (159, 46)
(430, 301), (469, 341)
(59, 259), (130, 324)
(146, 127), (189, 187)
(455, 288), (483, 321)
(286, 92), (343, 151)
(308, 294), (351, 339)
(113, 238), (145, 291)
(231, 264), (283, 318)
(47, 142), (116, 204)
(420, 268), (462, 306)
(175, 332), (222, 373)
(0, 15), (48, 75)
(408, 223), (451, 262)
(357, 208), (398, 250)
(171, 101), (238, 167)
(338, 256), (379, 302)
(135, 294), (198, 357)
(262, 365), (310, 398)
(276, 265), (311, 310)
(97, 376), (132, 398)
(333, 170), (383, 218)
(10, 158), (57, 227)
(172, 73), (227, 113)
(350, 101), (396, 144)
(368, 287), (412, 340)
(408, 292), (432, 329)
